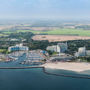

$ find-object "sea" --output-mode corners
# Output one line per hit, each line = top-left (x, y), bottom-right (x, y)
(0, 68), (90, 90)
(0, 53), (90, 90)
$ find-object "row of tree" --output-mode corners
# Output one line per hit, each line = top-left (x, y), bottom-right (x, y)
(0, 32), (90, 55)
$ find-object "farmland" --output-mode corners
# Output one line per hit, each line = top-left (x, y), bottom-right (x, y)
(43, 29), (90, 36)
(1, 28), (90, 37)
(32, 35), (90, 42)
(15, 29), (90, 36)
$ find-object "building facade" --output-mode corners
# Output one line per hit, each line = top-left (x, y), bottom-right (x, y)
(57, 42), (68, 53)
(46, 45), (58, 52)
(46, 42), (68, 53)
(86, 50), (90, 56)
(8, 44), (29, 52)
(75, 47), (86, 57)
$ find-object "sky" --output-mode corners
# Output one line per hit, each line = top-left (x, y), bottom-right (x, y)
(0, 0), (90, 20)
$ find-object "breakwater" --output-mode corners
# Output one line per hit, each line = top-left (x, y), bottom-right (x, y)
(0, 66), (90, 79)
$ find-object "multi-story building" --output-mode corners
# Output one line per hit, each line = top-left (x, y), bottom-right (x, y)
(8, 44), (29, 52)
(57, 42), (68, 53)
(46, 45), (58, 52)
(75, 47), (90, 57)
(75, 47), (86, 57)
(46, 42), (68, 53)
(86, 50), (90, 56)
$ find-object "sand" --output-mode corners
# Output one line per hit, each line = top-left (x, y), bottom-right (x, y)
(42, 62), (90, 72)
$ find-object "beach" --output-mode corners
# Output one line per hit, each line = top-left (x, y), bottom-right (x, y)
(42, 62), (90, 72)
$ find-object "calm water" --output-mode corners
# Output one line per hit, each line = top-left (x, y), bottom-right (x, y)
(0, 53), (90, 90)
(0, 68), (90, 90)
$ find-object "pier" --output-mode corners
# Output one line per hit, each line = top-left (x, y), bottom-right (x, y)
(0, 66), (90, 79)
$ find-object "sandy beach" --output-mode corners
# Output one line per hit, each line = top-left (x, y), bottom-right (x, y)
(42, 62), (90, 72)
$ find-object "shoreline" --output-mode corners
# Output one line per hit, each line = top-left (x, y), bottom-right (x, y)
(0, 65), (90, 79)
(42, 62), (90, 72)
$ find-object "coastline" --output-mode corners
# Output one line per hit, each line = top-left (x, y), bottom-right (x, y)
(42, 62), (90, 72)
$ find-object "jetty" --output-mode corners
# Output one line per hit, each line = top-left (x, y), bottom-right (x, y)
(0, 66), (90, 79)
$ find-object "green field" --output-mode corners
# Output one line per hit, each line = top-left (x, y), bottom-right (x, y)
(43, 29), (90, 36)
(2, 29), (90, 36)
(17, 29), (90, 36)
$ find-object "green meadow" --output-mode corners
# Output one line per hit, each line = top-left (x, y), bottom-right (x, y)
(2, 29), (90, 36)
(17, 29), (90, 36)
(43, 29), (90, 36)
